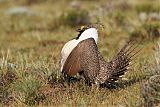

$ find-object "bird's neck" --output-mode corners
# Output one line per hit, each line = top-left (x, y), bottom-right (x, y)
(78, 28), (98, 44)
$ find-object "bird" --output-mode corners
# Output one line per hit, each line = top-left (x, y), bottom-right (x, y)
(60, 25), (140, 87)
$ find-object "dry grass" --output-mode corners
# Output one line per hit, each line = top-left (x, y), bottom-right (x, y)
(0, 0), (160, 106)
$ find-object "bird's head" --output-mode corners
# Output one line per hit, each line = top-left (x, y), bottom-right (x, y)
(76, 25), (98, 44)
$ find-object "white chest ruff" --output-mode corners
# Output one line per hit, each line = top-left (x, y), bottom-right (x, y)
(61, 39), (79, 71)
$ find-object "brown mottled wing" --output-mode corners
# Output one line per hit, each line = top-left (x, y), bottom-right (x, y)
(80, 38), (100, 83)
(95, 41), (141, 84)
(62, 38), (100, 83)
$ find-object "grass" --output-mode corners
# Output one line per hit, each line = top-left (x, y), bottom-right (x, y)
(0, 0), (160, 107)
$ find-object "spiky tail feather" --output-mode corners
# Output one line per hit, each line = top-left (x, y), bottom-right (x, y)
(95, 40), (141, 85)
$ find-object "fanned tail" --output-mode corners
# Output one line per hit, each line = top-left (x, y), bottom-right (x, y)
(95, 40), (141, 85)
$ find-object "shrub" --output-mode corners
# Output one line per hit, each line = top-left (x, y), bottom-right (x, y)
(140, 40), (160, 107)
(13, 75), (43, 106)
(114, 11), (125, 25)
(143, 23), (160, 38)
(129, 23), (160, 41)
(61, 9), (90, 27)
(0, 71), (17, 105)
(136, 3), (160, 13)
(141, 75), (160, 107)
(129, 28), (146, 40)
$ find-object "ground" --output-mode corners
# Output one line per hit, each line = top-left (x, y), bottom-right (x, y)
(0, 0), (160, 107)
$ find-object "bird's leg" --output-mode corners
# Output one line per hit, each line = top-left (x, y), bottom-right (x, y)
(63, 74), (68, 82)
(78, 71), (84, 80)
(63, 73), (80, 83)
(63, 73), (71, 82)
(79, 71), (92, 86)
(91, 83), (100, 91)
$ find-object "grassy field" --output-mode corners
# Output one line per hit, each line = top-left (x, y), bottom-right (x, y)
(0, 0), (160, 107)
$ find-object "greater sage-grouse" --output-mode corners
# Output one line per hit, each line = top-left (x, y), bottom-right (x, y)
(61, 26), (139, 86)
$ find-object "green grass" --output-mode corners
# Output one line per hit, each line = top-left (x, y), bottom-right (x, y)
(0, 0), (160, 107)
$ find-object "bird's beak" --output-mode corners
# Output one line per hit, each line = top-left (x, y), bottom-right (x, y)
(76, 28), (82, 32)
